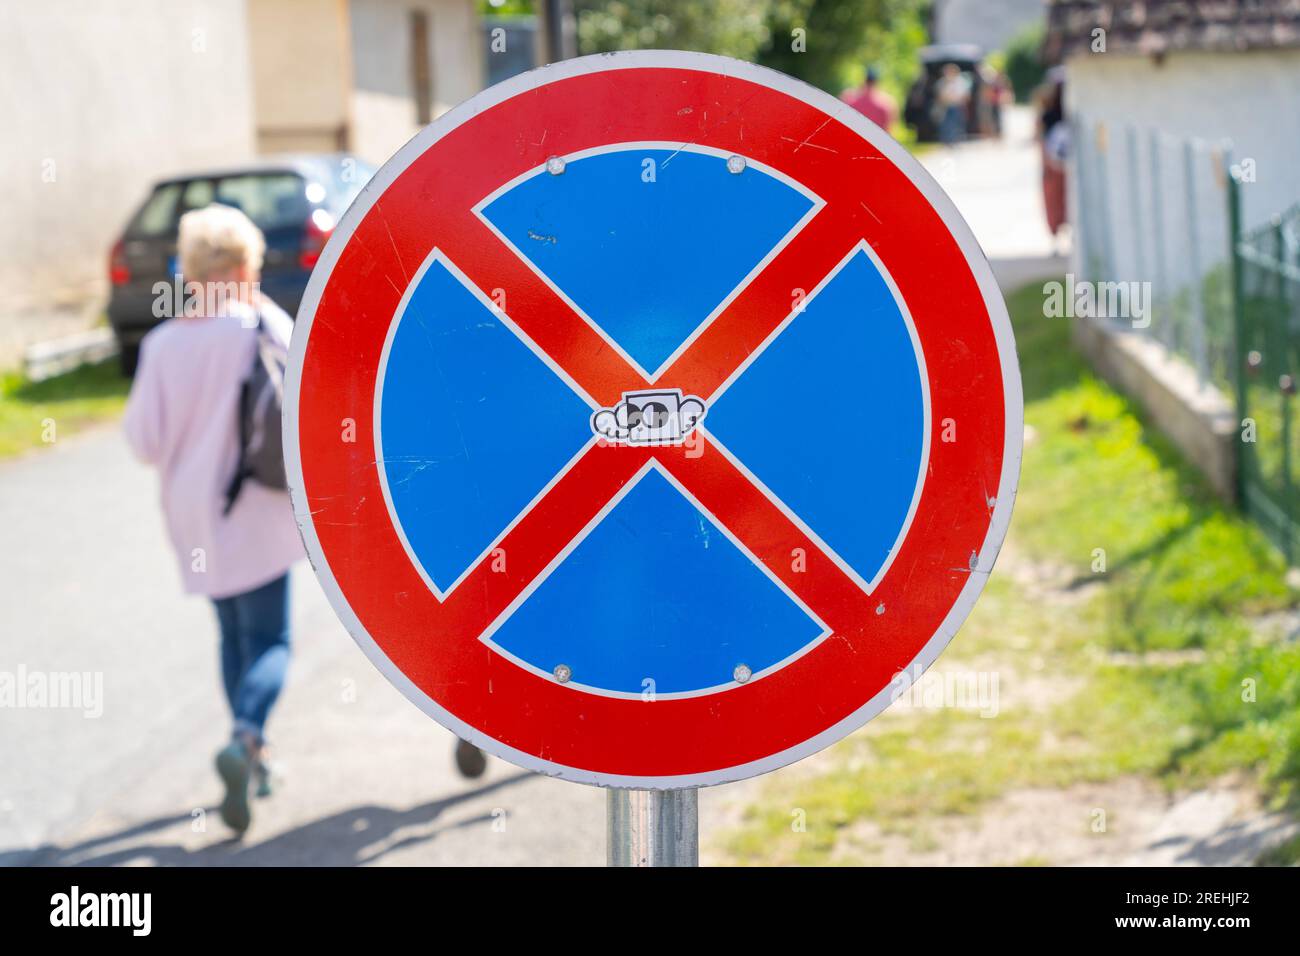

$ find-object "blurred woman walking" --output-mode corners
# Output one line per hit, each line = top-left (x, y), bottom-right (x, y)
(124, 204), (302, 836)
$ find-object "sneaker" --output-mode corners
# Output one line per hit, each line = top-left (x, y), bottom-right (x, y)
(215, 741), (252, 835)
(253, 757), (281, 799)
(454, 738), (487, 779)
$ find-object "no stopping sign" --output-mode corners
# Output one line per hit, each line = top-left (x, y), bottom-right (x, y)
(285, 51), (1022, 788)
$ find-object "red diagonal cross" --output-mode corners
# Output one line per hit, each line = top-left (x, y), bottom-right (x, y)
(434, 201), (878, 641)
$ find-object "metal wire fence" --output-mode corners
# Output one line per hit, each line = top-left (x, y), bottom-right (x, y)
(1073, 114), (1300, 561)
(1072, 114), (1237, 394)
(1233, 200), (1300, 561)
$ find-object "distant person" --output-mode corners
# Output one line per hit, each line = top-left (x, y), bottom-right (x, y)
(1037, 68), (1070, 244)
(842, 66), (897, 131)
(123, 204), (302, 836)
(976, 64), (1007, 138)
(935, 63), (972, 145)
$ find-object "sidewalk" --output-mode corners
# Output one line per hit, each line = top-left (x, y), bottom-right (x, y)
(920, 105), (1066, 288)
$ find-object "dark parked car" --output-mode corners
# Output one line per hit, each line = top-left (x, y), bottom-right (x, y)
(903, 44), (987, 144)
(107, 154), (376, 375)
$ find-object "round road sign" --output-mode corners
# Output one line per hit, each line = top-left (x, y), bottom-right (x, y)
(285, 51), (1022, 789)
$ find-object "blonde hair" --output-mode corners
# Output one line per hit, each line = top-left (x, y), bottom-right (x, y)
(178, 203), (265, 281)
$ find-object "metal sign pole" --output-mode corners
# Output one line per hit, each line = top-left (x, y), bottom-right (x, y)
(607, 788), (699, 866)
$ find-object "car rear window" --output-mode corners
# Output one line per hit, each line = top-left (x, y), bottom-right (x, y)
(212, 173), (309, 231)
(129, 172), (311, 237)
(126, 182), (183, 237)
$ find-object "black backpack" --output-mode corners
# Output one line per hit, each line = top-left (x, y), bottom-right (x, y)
(223, 312), (288, 515)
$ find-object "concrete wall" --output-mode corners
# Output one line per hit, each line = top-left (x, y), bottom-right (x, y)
(248, 0), (352, 154)
(0, 0), (256, 366)
(1067, 49), (1300, 238)
(348, 0), (483, 167)
(1072, 315), (1239, 501)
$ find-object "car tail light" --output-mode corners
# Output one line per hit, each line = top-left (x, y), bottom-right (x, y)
(299, 208), (335, 269)
(109, 239), (131, 285)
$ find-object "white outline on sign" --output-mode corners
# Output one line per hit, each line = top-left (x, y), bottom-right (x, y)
(372, 241), (928, 609)
(372, 246), (599, 601)
(476, 457), (832, 701)
(284, 50), (1024, 791)
(471, 141), (826, 385)
(702, 238), (932, 596)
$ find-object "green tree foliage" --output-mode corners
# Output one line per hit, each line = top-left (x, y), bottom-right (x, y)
(1002, 21), (1046, 103)
(850, 0), (930, 103)
(572, 0), (929, 101)
(758, 0), (919, 95)
(478, 0), (535, 17)
(574, 0), (772, 60)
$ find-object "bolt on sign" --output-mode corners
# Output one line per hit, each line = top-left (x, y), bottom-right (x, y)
(285, 51), (1022, 789)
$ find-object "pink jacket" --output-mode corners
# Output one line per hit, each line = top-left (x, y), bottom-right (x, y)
(123, 301), (303, 599)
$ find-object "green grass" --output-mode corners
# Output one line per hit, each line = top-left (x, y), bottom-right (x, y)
(719, 279), (1300, 866)
(893, 122), (937, 159)
(0, 359), (130, 459)
(1258, 832), (1300, 866)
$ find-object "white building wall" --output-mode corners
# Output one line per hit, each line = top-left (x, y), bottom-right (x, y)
(1065, 47), (1300, 391)
(1067, 48), (1300, 244)
(0, 0), (256, 364)
(934, 0), (1047, 54)
(348, 0), (483, 167)
(429, 0), (485, 113)
(247, 0), (353, 154)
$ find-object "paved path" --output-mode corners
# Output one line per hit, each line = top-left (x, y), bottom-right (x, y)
(920, 105), (1066, 289)
(1, 112), (1057, 867)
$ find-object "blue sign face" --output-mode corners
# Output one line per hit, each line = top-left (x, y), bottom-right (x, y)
(374, 145), (927, 698)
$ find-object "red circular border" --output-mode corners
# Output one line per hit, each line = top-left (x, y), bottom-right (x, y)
(295, 64), (1007, 780)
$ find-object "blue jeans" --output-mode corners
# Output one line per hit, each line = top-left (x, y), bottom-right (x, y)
(940, 104), (966, 144)
(212, 573), (291, 744)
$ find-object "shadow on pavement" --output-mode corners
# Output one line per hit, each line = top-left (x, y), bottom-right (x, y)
(1141, 810), (1300, 867)
(6, 770), (533, 867)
